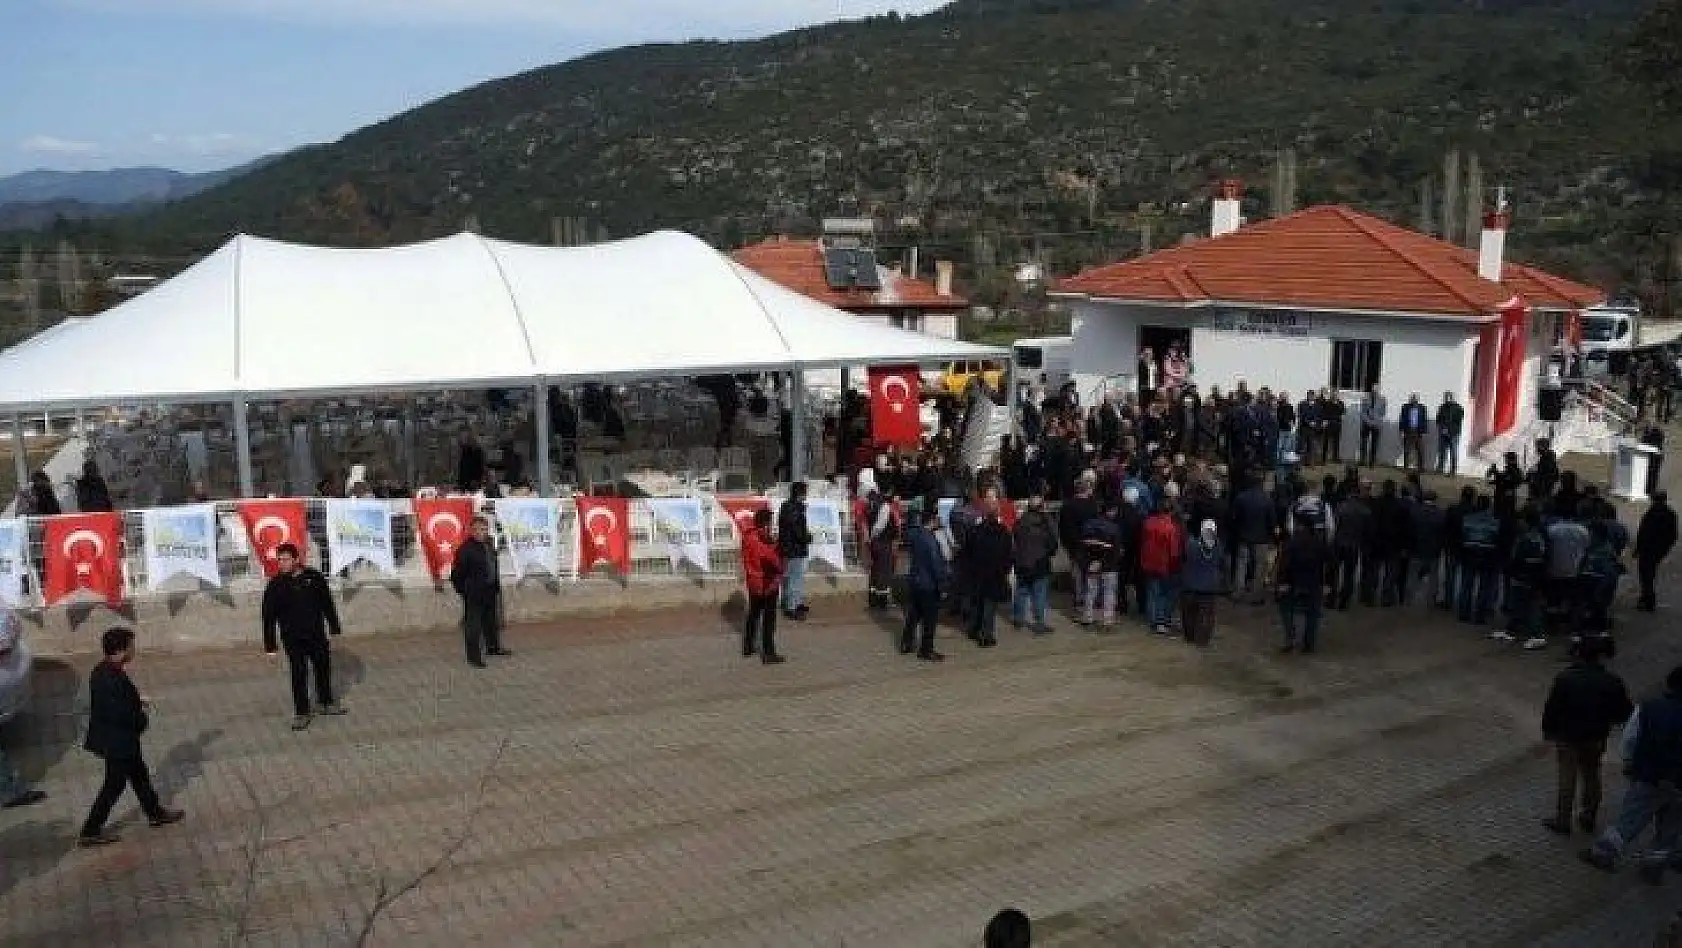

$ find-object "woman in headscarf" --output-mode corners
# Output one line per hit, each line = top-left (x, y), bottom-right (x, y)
(1180, 518), (1226, 646)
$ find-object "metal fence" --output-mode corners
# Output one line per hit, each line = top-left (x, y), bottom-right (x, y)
(9, 494), (861, 606)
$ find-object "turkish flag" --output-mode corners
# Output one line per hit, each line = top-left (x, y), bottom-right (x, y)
(236, 499), (310, 577)
(414, 496), (475, 581)
(1493, 298), (1529, 435)
(998, 497), (1019, 531)
(868, 365), (921, 447)
(42, 512), (124, 606)
(718, 496), (770, 539)
(575, 496), (631, 575)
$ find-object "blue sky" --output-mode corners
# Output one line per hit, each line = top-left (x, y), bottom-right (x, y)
(0, 0), (947, 176)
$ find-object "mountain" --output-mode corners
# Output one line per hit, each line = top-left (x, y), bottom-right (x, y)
(0, 164), (253, 205)
(24, 0), (1678, 296)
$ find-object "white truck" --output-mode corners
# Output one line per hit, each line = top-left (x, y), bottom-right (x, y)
(1010, 335), (1073, 393)
(1578, 300), (1682, 376)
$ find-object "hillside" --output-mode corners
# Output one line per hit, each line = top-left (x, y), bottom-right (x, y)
(20, 0), (1679, 297)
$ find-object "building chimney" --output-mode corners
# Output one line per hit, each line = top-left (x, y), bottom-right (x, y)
(1211, 179), (1243, 238)
(935, 260), (954, 297)
(1478, 191), (1509, 283)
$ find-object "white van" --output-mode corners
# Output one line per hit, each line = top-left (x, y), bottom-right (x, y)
(1011, 336), (1073, 393)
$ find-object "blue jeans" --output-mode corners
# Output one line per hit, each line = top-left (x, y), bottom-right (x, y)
(780, 556), (808, 611)
(1592, 781), (1682, 869)
(1279, 590), (1322, 650)
(1078, 570), (1118, 624)
(1146, 575), (1179, 628)
(1457, 563), (1498, 624)
(1436, 432), (1459, 475)
(1013, 573), (1051, 627)
(1233, 543), (1267, 593)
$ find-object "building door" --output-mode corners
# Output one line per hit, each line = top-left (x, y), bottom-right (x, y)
(1139, 325), (1192, 392)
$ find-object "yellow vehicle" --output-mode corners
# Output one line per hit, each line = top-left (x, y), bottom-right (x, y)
(938, 360), (1005, 396)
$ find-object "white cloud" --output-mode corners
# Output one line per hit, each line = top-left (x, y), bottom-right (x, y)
(18, 134), (100, 155)
(146, 132), (263, 157)
(61, 0), (949, 34)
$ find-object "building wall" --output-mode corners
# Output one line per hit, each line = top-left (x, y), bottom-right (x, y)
(1070, 300), (1488, 465)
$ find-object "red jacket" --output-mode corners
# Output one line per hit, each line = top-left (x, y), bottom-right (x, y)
(741, 526), (785, 597)
(1139, 513), (1185, 578)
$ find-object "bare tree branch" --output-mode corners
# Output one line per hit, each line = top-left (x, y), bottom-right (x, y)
(222, 773), (298, 948)
(351, 735), (510, 948)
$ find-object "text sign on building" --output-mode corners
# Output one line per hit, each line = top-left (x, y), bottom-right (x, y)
(1207, 308), (1317, 337)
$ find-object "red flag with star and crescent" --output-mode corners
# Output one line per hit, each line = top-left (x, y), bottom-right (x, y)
(414, 496), (476, 581)
(575, 496), (631, 576)
(868, 365), (921, 447)
(718, 496), (770, 540)
(236, 499), (309, 578)
(42, 512), (124, 606)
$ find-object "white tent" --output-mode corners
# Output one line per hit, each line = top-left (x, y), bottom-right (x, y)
(0, 230), (1006, 493)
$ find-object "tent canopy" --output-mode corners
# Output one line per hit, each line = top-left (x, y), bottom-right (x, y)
(0, 230), (1006, 411)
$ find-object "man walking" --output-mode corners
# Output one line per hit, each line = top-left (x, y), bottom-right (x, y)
(1541, 637), (1633, 835)
(1359, 384), (1388, 468)
(1581, 665), (1682, 884)
(261, 542), (347, 730)
(1435, 391), (1465, 476)
(1398, 393), (1428, 472)
(902, 506), (947, 661)
(1636, 491), (1677, 612)
(449, 516), (510, 669)
(78, 627), (184, 846)
(739, 508), (786, 664)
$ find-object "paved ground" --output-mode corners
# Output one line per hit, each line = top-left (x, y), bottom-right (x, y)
(3, 485), (1681, 946)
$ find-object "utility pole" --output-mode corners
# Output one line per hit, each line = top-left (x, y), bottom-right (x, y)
(1419, 177), (1436, 237)
(1442, 148), (1462, 246)
(1463, 153), (1484, 250)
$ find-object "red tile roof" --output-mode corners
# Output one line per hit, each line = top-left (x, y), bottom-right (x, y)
(732, 237), (969, 311)
(1054, 205), (1604, 317)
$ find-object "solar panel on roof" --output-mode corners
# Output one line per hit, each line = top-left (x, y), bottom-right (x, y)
(822, 248), (853, 289)
(851, 250), (882, 291)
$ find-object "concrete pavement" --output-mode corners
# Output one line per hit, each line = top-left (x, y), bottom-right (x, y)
(2, 525), (1681, 945)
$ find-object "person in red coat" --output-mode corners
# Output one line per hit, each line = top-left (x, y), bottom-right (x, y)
(741, 508), (787, 664)
(1139, 498), (1186, 635)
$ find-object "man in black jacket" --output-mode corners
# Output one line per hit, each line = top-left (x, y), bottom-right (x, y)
(450, 516), (509, 669)
(777, 481), (812, 619)
(1636, 491), (1678, 612)
(1582, 665), (1682, 882)
(1541, 637), (1634, 835)
(1434, 392), (1465, 476)
(261, 543), (346, 730)
(78, 627), (183, 846)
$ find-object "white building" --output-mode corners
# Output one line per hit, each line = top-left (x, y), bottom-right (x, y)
(1052, 182), (1606, 465)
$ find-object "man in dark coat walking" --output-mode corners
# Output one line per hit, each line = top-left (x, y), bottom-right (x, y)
(450, 516), (510, 668)
(261, 543), (347, 730)
(1541, 637), (1633, 835)
(78, 627), (184, 846)
(965, 489), (1015, 648)
(1636, 491), (1678, 612)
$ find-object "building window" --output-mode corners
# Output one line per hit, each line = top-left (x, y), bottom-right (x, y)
(1330, 340), (1383, 392)
(889, 309), (922, 332)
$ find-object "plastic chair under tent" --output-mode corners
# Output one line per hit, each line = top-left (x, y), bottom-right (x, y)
(718, 447), (753, 492)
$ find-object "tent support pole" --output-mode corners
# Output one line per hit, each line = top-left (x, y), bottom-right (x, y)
(403, 398), (418, 490)
(534, 383), (553, 498)
(1004, 365), (1019, 440)
(789, 370), (808, 486)
(233, 396), (255, 498)
(10, 415), (26, 494)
